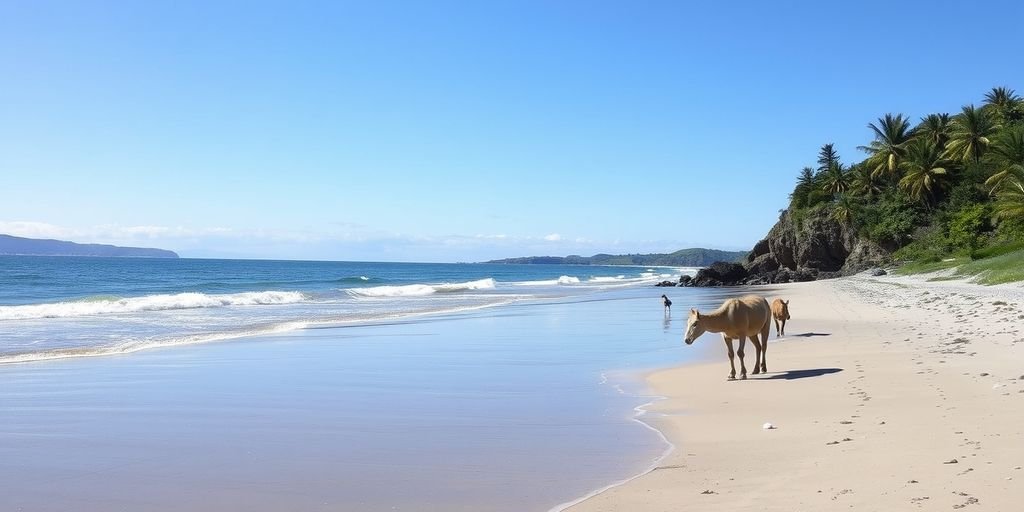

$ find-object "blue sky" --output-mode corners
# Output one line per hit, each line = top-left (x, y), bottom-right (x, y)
(2, 0), (1022, 261)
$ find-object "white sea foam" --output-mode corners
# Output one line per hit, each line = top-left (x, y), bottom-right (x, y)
(588, 275), (626, 283)
(512, 279), (562, 286)
(347, 278), (497, 298)
(0, 320), (312, 364)
(0, 296), (524, 364)
(512, 275), (580, 286)
(0, 291), (309, 321)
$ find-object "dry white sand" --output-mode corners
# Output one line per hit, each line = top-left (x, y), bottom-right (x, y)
(567, 274), (1024, 511)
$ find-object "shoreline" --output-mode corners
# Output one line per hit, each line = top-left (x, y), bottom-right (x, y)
(548, 392), (675, 512)
(567, 274), (1024, 511)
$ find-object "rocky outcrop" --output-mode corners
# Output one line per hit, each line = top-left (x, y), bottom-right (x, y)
(668, 207), (890, 287)
(687, 262), (748, 287)
(745, 208), (888, 278)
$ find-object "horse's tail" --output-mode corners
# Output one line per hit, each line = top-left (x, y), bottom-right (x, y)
(759, 297), (771, 372)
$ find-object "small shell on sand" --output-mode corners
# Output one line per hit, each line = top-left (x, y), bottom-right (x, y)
(762, 422), (776, 430)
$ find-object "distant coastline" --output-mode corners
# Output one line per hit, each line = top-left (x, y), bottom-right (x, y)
(484, 248), (746, 267)
(0, 234), (178, 258)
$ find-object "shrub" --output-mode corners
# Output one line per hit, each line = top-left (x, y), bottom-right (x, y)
(857, 192), (925, 248)
(893, 225), (950, 262)
(946, 204), (992, 254)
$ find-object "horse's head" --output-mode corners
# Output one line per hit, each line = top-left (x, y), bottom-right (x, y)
(683, 309), (706, 345)
(783, 300), (791, 320)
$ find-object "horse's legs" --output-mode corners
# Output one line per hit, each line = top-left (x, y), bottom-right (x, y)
(780, 317), (786, 336)
(736, 336), (748, 379)
(723, 336), (736, 380)
(774, 317), (780, 337)
(760, 321), (770, 373)
(749, 334), (762, 375)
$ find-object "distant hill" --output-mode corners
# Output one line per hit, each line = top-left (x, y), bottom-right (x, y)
(485, 248), (746, 267)
(0, 234), (179, 258)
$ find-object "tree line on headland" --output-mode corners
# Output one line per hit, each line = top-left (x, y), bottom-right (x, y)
(790, 86), (1024, 262)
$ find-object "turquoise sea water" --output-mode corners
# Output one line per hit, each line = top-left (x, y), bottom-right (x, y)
(0, 256), (694, 363)
(0, 256), (739, 511)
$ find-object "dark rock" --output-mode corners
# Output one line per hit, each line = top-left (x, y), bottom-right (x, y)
(690, 261), (748, 287)
(744, 276), (770, 286)
(678, 275), (692, 286)
(747, 238), (771, 262)
(868, 267), (887, 276)
(794, 268), (819, 282)
(746, 253), (780, 274)
(655, 280), (676, 287)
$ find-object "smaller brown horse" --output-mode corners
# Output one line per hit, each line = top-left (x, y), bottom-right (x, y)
(771, 299), (790, 337)
(684, 295), (771, 380)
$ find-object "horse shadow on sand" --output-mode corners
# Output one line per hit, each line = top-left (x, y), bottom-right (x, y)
(790, 332), (831, 338)
(756, 367), (843, 380)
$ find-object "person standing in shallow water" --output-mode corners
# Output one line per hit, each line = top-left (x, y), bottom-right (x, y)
(661, 294), (672, 314)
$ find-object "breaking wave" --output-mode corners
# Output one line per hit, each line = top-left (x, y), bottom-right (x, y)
(346, 278), (497, 298)
(0, 291), (309, 320)
(512, 275), (582, 286)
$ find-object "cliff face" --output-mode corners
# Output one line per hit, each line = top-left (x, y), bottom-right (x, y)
(744, 208), (888, 279)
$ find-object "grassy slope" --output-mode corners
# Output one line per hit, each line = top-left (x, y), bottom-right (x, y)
(896, 249), (1024, 285)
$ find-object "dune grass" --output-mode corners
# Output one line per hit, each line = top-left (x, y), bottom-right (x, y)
(897, 249), (1024, 285)
(953, 249), (1024, 285)
(895, 257), (968, 275)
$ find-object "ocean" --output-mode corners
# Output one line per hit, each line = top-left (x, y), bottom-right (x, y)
(0, 256), (735, 511)
(0, 256), (695, 363)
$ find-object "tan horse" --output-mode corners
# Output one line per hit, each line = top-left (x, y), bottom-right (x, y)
(771, 298), (790, 337)
(684, 295), (772, 380)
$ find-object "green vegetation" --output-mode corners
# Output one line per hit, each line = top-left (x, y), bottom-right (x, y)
(786, 86), (1024, 282)
(955, 250), (1024, 284)
(894, 257), (967, 275)
(485, 248), (747, 267)
(898, 249), (1024, 285)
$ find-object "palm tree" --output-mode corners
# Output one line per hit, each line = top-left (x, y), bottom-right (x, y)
(858, 113), (914, 178)
(899, 138), (950, 204)
(791, 167), (816, 207)
(945, 104), (1000, 164)
(983, 86), (1023, 124)
(830, 193), (856, 225)
(916, 113), (951, 149)
(820, 162), (849, 195)
(849, 164), (883, 198)
(984, 125), (1024, 193)
(992, 178), (1024, 223)
(817, 143), (840, 174)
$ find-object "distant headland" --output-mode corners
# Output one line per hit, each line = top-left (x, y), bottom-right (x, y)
(484, 248), (746, 267)
(0, 234), (179, 258)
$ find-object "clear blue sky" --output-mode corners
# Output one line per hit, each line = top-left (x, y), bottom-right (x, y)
(2, 1), (1022, 261)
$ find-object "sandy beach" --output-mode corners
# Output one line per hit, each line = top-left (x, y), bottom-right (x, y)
(568, 274), (1024, 511)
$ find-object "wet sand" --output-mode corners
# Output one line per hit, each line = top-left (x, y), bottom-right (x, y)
(567, 274), (1024, 511)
